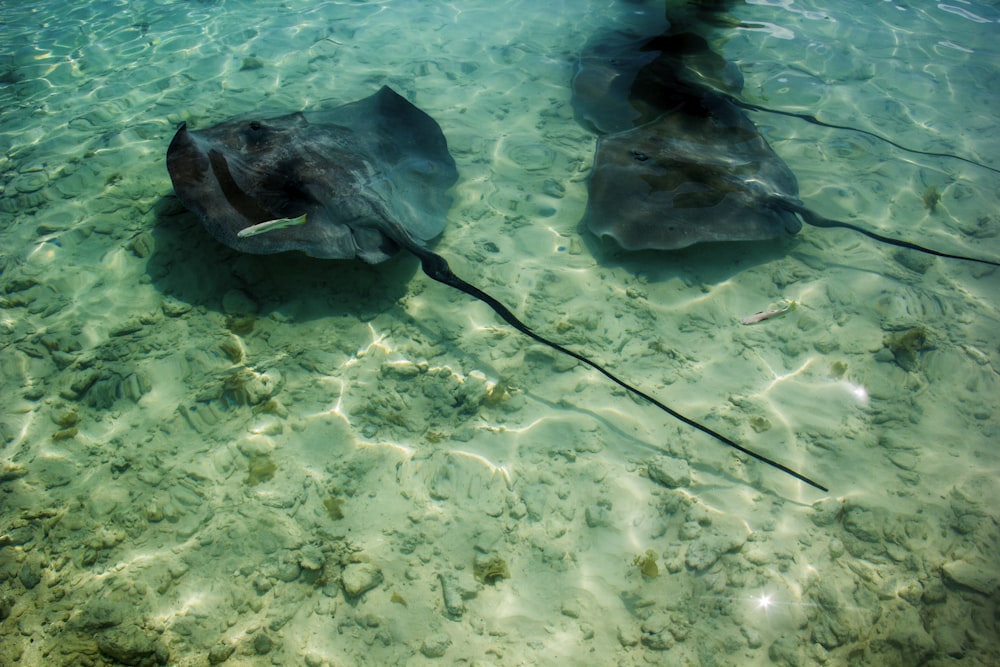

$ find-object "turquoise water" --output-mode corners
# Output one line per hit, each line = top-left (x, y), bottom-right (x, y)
(1, 1), (998, 665)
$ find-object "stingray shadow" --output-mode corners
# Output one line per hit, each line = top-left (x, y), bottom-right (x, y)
(577, 216), (795, 285)
(147, 194), (416, 322)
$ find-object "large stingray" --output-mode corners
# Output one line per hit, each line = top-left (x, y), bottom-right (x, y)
(167, 86), (825, 491)
(587, 92), (803, 250)
(167, 85), (457, 263)
(574, 30), (1000, 266)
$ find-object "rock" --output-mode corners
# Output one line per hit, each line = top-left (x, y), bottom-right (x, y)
(647, 455), (691, 488)
(942, 559), (998, 595)
(685, 533), (745, 571)
(561, 600), (581, 618)
(742, 626), (763, 649)
(679, 520), (702, 540)
(18, 563), (40, 589)
(843, 505), (882, 542)
(639, 613), (674, 650)
(76, 598), (126, 630)
(298, 544), (325, 572)
(420, 632), (452, 658)
(0, 462), (28, 482)
(808, 581), (874, 650)
(0, 596), (13, 621)
(438, 573), (464, 619)
(617, 624), (640, 647)
(109, 319), (144, 337)
(161, 299), (192, 317)
(252, 632), (272, 655)
(768, 636), (802, 666)
(922, 578), (947, 604)
(260, 551), (301, 583)
(207, 642), (235, 664)
(4, 526), (34, 547)
(97, 624), (168, 666)
(810, 497), (842, 527)
(341, 563), (382, 598)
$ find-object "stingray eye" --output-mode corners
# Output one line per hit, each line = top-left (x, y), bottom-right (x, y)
(630, 150), (649, 162)
(249, 121), (262, 131)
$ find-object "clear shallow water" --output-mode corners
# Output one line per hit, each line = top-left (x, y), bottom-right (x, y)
(1, 1), (998, 665)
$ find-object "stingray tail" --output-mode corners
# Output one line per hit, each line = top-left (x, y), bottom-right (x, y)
(791, 207), (1000, 268)
(402, 241), (828, 492)
(733, 98), (1000, 176)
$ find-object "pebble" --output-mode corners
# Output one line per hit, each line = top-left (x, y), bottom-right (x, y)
(252, 632), (272, 655)
(341, 562), (382, 598)
(298, 544), (325, 571)
(742, 626), (763, 649)
(208, 642), (235, 664)
(560, 600), (581, 619)
(617, 624), (640, 647)
(647, 455), (691, 488)
(438, 573), (465, 618)
(420, 632), (451, 658)
(811, 497), (843, 527)
(162, 299), (192, 317)
(685, 533), (745, 571)
(18, 564), (41, 589)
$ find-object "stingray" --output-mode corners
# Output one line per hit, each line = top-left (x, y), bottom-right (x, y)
(574, 30), (1000, 267)
(167, 86), (825, 491)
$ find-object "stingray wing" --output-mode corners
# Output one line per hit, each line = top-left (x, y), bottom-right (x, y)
(585, 98), (802, 250)
(305, 86), (459, 246)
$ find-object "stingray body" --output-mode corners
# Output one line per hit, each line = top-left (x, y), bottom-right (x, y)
(574, 29), (999, 266)
(587, 92), (802, 250)
(167, 86), (457, 264)
(166, 86), (826, 491)
(575, 29), (803, 251)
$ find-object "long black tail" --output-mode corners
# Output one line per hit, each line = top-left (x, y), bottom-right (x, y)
(405, 243), (828, 492)
(733, 98), (1000, 177)
(794, 207), (1000, 268)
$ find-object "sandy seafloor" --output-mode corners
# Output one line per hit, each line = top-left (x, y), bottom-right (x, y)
(1, 0), (999, 665)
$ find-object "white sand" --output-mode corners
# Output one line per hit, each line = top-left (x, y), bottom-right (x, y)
(0, 1), (998, 665)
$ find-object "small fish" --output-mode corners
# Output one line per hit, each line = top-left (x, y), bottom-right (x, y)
(237, 213), (308, 238)
(740, 300), (796, 325)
